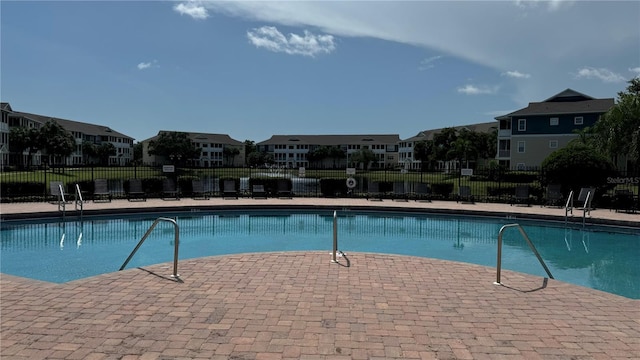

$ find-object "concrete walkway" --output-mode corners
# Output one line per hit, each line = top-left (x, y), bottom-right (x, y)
(1, 199), (639, 359)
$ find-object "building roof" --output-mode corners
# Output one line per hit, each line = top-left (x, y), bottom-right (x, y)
(1, 102), (13, 112)
(404, 122), (497, 142)
(141, 131), (244, 146)
(495, 89), (614, 120)
(12, 111), (133, 140)
(257, 134), (401, 146)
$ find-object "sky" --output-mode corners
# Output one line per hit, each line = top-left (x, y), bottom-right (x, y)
(2, 1), (639, 143)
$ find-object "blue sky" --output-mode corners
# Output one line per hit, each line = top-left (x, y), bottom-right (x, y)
(2, 1), (639, 143)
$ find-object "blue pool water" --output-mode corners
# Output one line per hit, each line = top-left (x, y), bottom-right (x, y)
(1, 210), (638, 299)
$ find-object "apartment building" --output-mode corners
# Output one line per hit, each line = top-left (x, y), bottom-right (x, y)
(257, 134), (400, 169)
(141, 131), (245, 167)
(0, 103), (12, 167)
(495, 89), (614, 169)
(0, 103), (134, 167)
(399, 122), (496, 171)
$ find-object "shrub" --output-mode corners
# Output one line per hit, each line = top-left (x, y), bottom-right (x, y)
(540, 144), (616, 195)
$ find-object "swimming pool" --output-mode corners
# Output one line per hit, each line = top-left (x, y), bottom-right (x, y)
(1, 210), (638, 299)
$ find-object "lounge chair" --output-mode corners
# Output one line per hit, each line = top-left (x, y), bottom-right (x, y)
(223, 180), (238, 199)
(457, 186), (474, 204)
(127, 179), (146, 202)
(191, 179), (209, 200)
(511, 185), (530, 206)
(93, 179), (111, 202)
(544, 184), (563, 207)
(413, 182), (432, 202)
(162, 178), (180, 200)
(366, 181), (383, 201)
(613, 189), (635, 213)
(276, 179), (292, 199)
(252, 184), (267, 199)
(392, 181), (408, 201)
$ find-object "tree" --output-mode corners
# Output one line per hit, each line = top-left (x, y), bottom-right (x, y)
(307, 146), (330, 168)
(223, 147), (240, 166)
(133, 142), (143, 165)
(147, 131), (200, 165)
(413, 140), (434, 171)
(592, 78), (640, 169)
(247, 151), (273, 167)
(432, 128), (458, 162)
(327, 146), (346, 168)
(96, 143), (116, 166)
(82, 141), (98, 164)
(540, 143), (616, 195)
(243, 140), (257, 164)
(8, 127), (32, 168)
(350, 148), (377, 169)
(39, 120), (75, 165)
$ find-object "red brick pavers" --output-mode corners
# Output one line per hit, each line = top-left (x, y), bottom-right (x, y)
(2, 252), (639, 360)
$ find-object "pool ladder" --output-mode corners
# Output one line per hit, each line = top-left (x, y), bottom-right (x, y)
(119, 217), (180, 279)
(57, 183), (84, 221)
(495, 224), (553, 286)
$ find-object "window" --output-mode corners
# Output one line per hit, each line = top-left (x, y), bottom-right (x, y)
(550, 117), (559, 126)
(516, 163), (526, 171)
(549, 140), (558, 149)
(517, 141), (525, 153)
(518, 119), (526, 131)
(574, 116), (583, 125)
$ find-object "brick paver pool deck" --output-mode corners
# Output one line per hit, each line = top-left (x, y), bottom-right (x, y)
(1, 198), (639, 359)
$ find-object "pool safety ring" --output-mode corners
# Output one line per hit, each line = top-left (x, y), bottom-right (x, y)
(346, 177), (357, 189)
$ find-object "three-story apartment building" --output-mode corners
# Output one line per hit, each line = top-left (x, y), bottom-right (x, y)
(0, 103), (134, 167)
(495, 89), (614, 169)
(257, 134), (400, 169)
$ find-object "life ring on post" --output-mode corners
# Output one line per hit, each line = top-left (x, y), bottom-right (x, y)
(346, 177), (357, 189)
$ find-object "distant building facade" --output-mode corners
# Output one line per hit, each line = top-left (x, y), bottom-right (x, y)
(141, 131), (245, 167)
(0, 102), (134, 167)
(495, 89), (614, 169)
(257, 134), (400, 169)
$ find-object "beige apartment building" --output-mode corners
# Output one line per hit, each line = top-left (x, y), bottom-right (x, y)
(257, 134), (400, 169)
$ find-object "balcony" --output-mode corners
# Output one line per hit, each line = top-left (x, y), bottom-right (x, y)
(498, 129), (511, 137)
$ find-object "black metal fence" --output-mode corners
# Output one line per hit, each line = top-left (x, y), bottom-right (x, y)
(1, 165), (638, 208)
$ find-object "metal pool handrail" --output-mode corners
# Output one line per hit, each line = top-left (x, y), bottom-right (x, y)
(74, 183), (83, 219)
(564, 190), (574, 224)
(495, 223), (553, 285)
(331, 210), (338, 263)
(119, 217), (180, 278)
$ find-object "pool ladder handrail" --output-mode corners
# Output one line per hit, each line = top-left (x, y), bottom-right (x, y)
(119, 217), (180, 278)
(564, 190), (592, 227)
(74, 183), (84, 219)
(331, 210), (338, 262)
(57, 184), (66, 219)
(495, 223), (554, 285)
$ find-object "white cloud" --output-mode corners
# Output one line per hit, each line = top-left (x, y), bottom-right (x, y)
(457, 84), (498, 95)
(247, 26), (336, 57)
(515, 0), (575, 12)
(137, 60), (158, 70)
(574, 67), (626, 83)
(173, 1), (209, 20)
(194, 1), (638, 102)
(502, 70), (531, 79)
(418, 56), (442, 71)
(630, 67), (640, 76)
